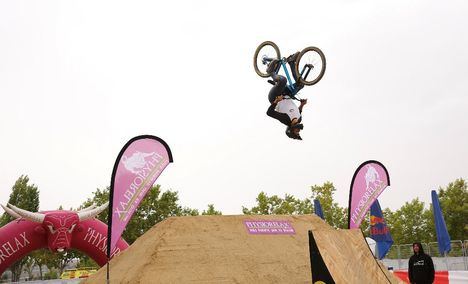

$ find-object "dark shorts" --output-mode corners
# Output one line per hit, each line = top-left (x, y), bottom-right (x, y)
(268, 74), (287, 103)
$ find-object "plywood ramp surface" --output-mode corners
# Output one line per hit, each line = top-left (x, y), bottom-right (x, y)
(312, 227), (400, 283)
(84, 215), (402, 284)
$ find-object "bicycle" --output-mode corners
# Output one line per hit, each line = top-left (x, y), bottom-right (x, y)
(253, 41), (326, 98)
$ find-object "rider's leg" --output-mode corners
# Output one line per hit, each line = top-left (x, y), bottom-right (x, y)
(266, 59), (281, 75)
(287, 52), (303, 87)
(268, 74), (287, 103)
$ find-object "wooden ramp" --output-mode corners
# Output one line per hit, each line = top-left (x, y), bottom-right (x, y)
(85, 215), (402, 283)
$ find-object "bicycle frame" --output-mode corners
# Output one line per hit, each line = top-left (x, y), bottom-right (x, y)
(264, 56), (313, 98)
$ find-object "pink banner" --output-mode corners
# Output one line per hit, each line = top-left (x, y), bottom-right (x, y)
(243, 220), (295, 235)
(107, 135), (173, 256)
(348, 160), (390, 229)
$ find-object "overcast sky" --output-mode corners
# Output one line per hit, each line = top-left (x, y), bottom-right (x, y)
(1, 0), (467, 215)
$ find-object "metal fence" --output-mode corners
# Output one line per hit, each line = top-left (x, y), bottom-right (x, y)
(383, 240), (468, 271)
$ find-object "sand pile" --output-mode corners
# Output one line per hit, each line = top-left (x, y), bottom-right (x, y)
(85, 215), (402, 283)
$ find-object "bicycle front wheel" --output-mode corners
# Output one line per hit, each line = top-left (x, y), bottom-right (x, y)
(295, 46), (326, 85)
(253, 41), (281, 78)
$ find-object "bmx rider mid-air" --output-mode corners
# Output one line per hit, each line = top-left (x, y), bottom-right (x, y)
(266, 52), (307, 140)
(254, 41), (326, 141)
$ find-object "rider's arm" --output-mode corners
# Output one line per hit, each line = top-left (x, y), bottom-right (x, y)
(298, 99), (307, 114)
(267, 102), (291, 126)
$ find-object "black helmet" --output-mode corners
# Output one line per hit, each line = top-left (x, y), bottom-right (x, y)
(285, 124), (303, 140)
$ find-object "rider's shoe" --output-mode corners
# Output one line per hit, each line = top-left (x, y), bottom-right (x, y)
(287, 52), (302, 83)
(266, 59), (280, 74)
(294, 82), (304, 91)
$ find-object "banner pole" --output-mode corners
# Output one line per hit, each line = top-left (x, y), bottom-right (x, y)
(106, 260), (110, 283)
(105, 135), (173, 283)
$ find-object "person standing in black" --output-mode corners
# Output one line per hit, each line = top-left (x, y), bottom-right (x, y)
(408, 242), (435, 284)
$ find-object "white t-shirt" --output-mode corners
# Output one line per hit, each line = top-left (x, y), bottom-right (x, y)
(276, 99), (300, 121)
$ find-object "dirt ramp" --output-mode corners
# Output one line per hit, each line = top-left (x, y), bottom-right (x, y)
(85, 215), (402, 283)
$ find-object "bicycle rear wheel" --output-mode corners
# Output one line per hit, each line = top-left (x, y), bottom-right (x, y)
(253, 41), (281, 78)
(295, 46), (326, 85)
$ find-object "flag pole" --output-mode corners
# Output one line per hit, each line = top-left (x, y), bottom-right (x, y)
(444, 251), (449, 270)
(106, 260), (110, 284)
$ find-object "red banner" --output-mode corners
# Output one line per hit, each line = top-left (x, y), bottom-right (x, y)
(393, 270), (468, 284)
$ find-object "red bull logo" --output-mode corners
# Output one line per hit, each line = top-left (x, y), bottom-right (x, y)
(370, 215), (385, 226)
(370, 215), (389, 235)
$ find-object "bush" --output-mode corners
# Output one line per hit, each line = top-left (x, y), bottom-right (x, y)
(44, 270), (58, 280)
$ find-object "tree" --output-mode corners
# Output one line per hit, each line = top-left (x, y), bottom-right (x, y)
(437, 178), (468, 240)
(180, 207), (200, 216)
(242, 191), (312, 215)
(76, 254), (98, 268)
(48, 250), (75, 277)
(360, 212), (371, 236)
(384, 198), (433, 244)
(30, 249), (54, 280)
(310, 182), (347, 229)
(80, 185), (201, 244)
(241, 183), (349, 229)
(0, 175), (40, 225)
(74, 184), (201, 266)
(202, 204), (222, 215)
(22, 256), (35, 280)
(0, 175), (40, 282)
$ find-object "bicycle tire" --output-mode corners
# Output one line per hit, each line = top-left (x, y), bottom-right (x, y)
(295, 46), (326, 85)
(253, 41), (281, 78)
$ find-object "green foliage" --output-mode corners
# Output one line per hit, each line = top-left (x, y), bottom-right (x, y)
(0, 175), (40, 226)
(23, 256), (35, 280)
(241, 178), (467, 248)
(360, 212), (371, 236)
(50, 251), (75, 276)
(28, 249), (79, 280)
(0, 175), (40, 282)
(30, 249), (54, 280)
(437, 178), (468, 240)
(382, 180), (468, 246)
(202, 204), (222, 215)
(310, 182), (348, 229)
(384, 198), (433, 244)
(74, 184), (204, 266)
(1, 171), (465, 272)
(241, 183), (349, 230)
(181, 207), (200, 216)
(382, 178), (467, 246)
(77, 255), (98, 268)
(43, 269), (58, 280)
(79, 187), (109, 223)
(242, 192), (312, 215)
(80, 185), (202, 244)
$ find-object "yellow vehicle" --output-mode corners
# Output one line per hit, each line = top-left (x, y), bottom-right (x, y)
(60, 267), (98, 279)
